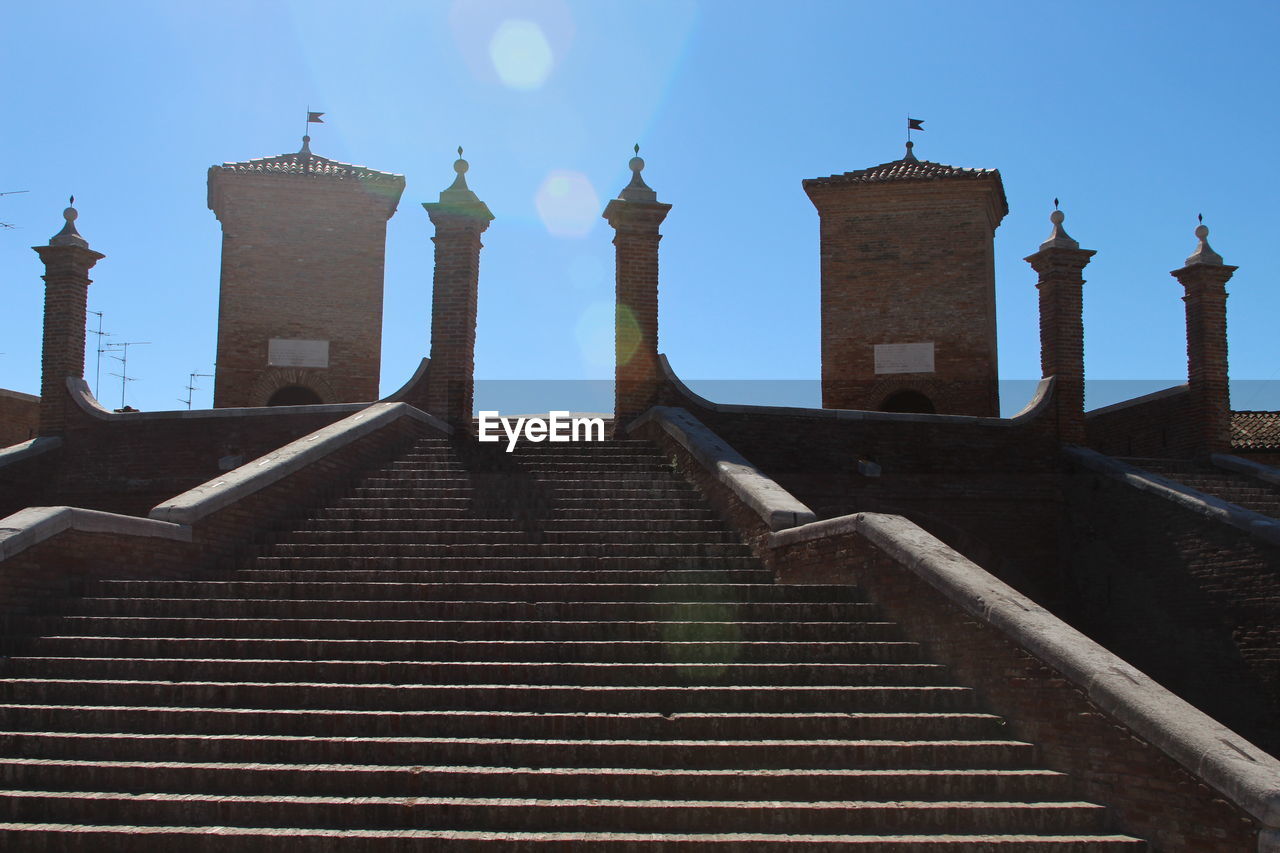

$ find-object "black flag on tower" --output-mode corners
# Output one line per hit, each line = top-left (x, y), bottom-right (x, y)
(907, 118), (924, 131)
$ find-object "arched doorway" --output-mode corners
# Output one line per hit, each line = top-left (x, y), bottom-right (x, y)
(880, 389), (935, 414)
(267, 385), (323, 406)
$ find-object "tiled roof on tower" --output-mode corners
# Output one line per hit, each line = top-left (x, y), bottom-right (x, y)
(210, 136), (405, 186)
(803, 141), (1008, 216)
(1232, 411), (1280, 450)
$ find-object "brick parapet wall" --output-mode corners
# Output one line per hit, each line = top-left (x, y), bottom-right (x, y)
(0, 388), (358, 518)
(636, 407), (1264, 850)
(654, 375), (1071, 603)
(768, 522), (1261, 852)
(0, 390), (39, 449)
(1, 410), (436, 629)
(1062, 454), (1280, 757)
(1086, 385), (1196, 457)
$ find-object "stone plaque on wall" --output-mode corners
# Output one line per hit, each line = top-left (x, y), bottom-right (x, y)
(268, 338), (330, 368)
(874, 342), (935, 375)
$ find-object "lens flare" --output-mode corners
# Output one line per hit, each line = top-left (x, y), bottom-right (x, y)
(616, 303), (642, 367)
(489, 19), (553, 90)
(535, 170), (599, 238)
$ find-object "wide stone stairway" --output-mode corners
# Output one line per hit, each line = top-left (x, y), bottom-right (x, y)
(0, 432), (1147, 849)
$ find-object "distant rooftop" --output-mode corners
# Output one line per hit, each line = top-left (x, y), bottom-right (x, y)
(804, 145), (1008, 216)
(212, 141), (405, 186)
(1232, 411), (1280, 451)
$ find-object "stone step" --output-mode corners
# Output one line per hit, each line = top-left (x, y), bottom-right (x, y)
(0, 758), (1080, 802)
(2, 658), (944, 687)
(224, 569), (775, 585)
(0, 706), (1003, 741)
(0, 824), (1152, 851)
(0, 682), (978, 713)
(0, 789), (1113, 835)
(308, 507), (724, 522)
(58, 598), (879, 621)
(270, 529), (744, 545)
(259, 543), (755, 559)
(248, 556), (765, 571)
(21, 637), (917, 664)
(85, 582), (858, 604)
(25, 617), (905, 642)
(0, 731), (1033, 769)
(285, 517), (731, 533)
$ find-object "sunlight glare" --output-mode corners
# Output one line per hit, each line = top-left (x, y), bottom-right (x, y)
(489, 19), (553, 90)
(535, 170), (599, 238)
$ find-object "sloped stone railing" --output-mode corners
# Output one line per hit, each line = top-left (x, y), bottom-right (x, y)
(633, 403), (1279, 852)
(0, 402), (450, 614)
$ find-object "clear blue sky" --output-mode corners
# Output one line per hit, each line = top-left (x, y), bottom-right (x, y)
(3, 0), (1278, 415)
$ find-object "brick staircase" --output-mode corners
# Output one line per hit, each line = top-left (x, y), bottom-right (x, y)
(0, 432), (1148, 849)
(1119, 457), (1280, 517)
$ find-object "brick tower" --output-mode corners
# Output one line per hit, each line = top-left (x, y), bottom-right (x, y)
(803, 142), (1007, 416)
(207, 137), (405, 408)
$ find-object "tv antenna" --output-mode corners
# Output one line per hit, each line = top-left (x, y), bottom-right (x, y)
(181, 370), (214, 410)
(105, 340), (150, 410)
(1, 189), (28, 229)
(87, 310), (113, 398)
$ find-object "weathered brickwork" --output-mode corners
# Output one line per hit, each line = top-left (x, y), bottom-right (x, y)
(1062, 459), (1280, 757)
(768, 530), (1260, 852)
(0, 394), (357, 519)
(0, 390), (38, 447)
(0, 413), (432, 625)
(207, 148), (404, 408)
(1173, 259), (1236, 455)
(803, 156), (1007, 416)
(1086, 387), (1198, 457)
(1025, 230), (1094, 445)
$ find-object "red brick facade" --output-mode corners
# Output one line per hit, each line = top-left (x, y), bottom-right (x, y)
(804, 149), (1007, 416)
(1172, 255), (1236, 456)
(207, 143), (404, 408)
(0, 389), (38, 448)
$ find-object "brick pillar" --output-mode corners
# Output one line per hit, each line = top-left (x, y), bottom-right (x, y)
(1171, 222), (1236, 456)
(603, 150), (671, 433)
(31, 201), (105, 436)
(1024, 207), (1095, 444)
(423, 153), (493, 431)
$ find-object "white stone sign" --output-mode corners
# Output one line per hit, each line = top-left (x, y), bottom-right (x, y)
(268, 338), (330, 368)
(874, 342), (935, 375)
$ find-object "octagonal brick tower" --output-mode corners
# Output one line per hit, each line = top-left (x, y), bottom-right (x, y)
(207, 137), (405, 408)
(803, 142), (1008, 417)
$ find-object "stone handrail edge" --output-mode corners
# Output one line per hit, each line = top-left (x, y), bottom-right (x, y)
(150, 402), (451, 525)
(657, 353), (1056, 426)
(0, 505), (191, 562)
(1065, 445), (1280, 547)
(627, 405), (816, 532)
(1213, 453), (1280, 489)
(770, 511), (1280, 839)
(0, 436), (62, 470)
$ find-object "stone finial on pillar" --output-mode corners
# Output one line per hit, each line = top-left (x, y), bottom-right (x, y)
(1171, 217), (1236, 456)
(1024, 202), (1095, 444)
(32, 198), (105, 436)
(603, 146), (671, 433)
(423, 149), (493, 430)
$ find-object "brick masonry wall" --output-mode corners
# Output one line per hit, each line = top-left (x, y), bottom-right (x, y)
(1086, 388), (1197, 458)
(639, 412), (1259, 850)
(1062, 459), (1280, 757)
(0, 391), (38, 448)
(805, 179), (1004, 416)
(769, 529), (1259, 852)
(0, 415), (432, 630)
(0, 393), (356, 519)
(657, 383), (1071, 606)
(208, 168), (399, 408)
